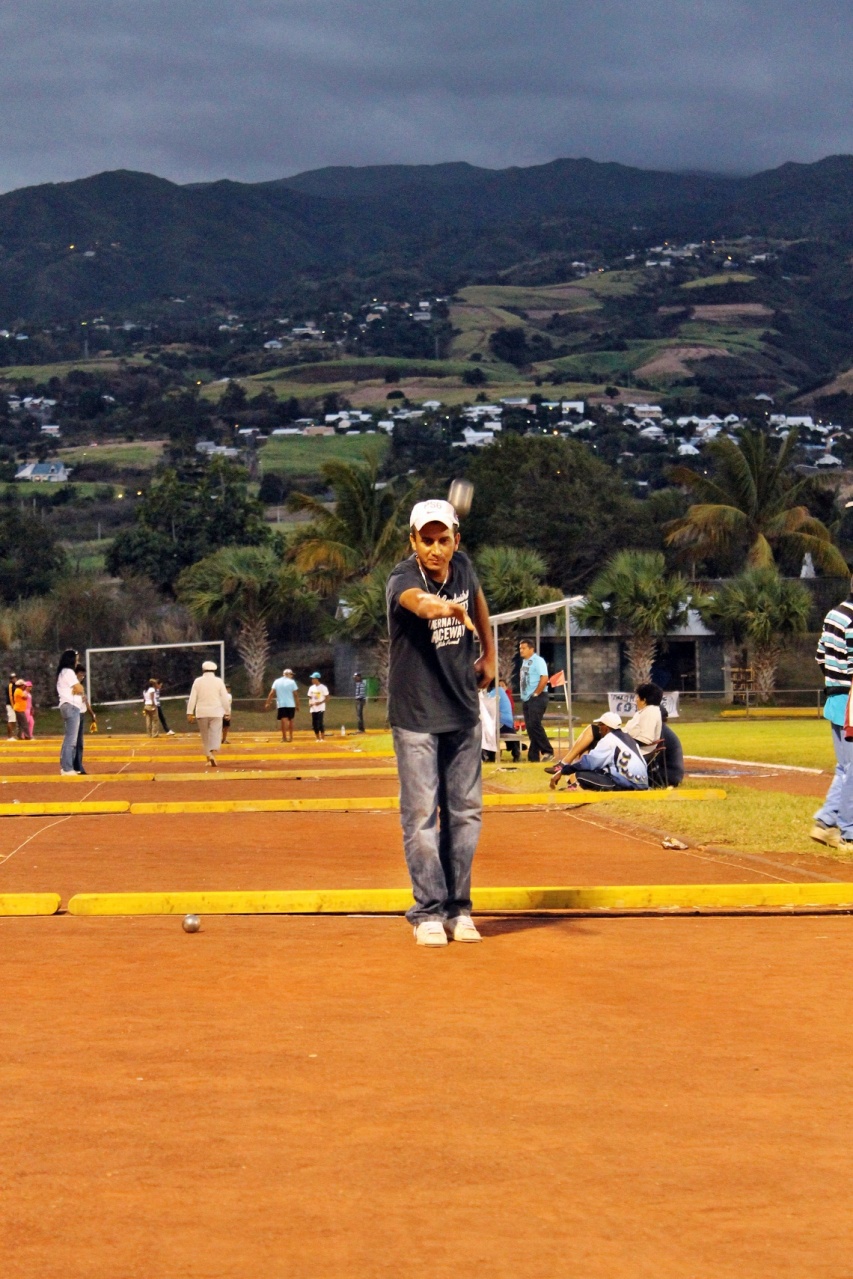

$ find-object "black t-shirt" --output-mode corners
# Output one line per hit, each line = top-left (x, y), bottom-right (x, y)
(386, 551), (481, 733)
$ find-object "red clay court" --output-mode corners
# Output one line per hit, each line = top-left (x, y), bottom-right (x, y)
(2, 732), (852, 1277)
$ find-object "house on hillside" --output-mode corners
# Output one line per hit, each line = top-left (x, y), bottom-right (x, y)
(15, 461), (71, 482)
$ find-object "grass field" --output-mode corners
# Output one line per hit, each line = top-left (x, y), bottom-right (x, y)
(484, 719), (838, 858)
(259, 433), (389, 475)
(0, 355), (146, 381)
(57, 441), (165, 469)
(680, 272), (757, 290)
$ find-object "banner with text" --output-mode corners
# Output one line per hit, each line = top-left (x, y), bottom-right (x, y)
(607, 691), (679, 719)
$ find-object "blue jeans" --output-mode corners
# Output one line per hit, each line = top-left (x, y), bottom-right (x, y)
(59, 704), (81, 773)
(392, 724), (482, 925)
(814, 723), (853, 837)
(73, 716), (86, 774)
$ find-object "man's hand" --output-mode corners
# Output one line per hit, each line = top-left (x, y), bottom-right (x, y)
(473, 652), (496, 689)
(187, 714), (195, 723)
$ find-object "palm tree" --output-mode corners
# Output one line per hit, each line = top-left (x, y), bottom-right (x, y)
(287, 450), (415, 595)
(574, 550), (694, 685)
(665, 428), (848, 575)
(176, 546), (315, 696)
(699, 567), (810, 702)
(333, 569), (391, 691)
(474, 546), (562, 680)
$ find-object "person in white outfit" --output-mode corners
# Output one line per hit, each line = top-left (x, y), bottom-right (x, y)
(186, 660), (231, 766)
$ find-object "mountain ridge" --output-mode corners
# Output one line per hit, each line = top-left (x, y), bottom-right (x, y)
(2, 155), (853, 318)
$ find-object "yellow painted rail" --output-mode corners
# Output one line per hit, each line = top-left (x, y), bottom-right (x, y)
(67, 881), (853, 916)
(0, 801), (130, 817)
(127, 788), (726, 816)
(0, 767), (399, 786)
(0, 893), (62, 916)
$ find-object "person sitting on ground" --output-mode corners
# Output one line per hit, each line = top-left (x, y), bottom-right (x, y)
(549, 711), (648, 791)
(622, 682), (664, 757)
(654, 705), (684, 788)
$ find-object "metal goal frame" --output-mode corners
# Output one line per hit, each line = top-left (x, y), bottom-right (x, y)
(84, 640), (225, 707)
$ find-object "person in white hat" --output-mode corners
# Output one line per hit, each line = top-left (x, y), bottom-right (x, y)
(548, 710), (648, 791)
(385, 497), (496, 947)
(186, 660), (231, 766)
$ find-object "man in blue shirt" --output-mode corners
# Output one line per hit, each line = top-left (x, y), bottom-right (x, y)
(518, 639), (553, 763)
(813, 583), (853, 849)
(264, 667), (300, 742)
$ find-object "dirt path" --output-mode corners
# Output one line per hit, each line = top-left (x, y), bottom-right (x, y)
(3, 912), (853, 1278)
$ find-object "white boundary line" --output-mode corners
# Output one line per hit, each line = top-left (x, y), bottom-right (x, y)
(686, 754), (824, 775)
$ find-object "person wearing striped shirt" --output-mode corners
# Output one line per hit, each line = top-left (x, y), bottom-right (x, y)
(353, 672), (367, 733)
(812, 584), (853, 850)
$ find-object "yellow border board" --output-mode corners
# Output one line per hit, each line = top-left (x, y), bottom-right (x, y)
(127, 788), (726, 815)
(0, 893), (62, 915)
(67, 881), (853, 916)
(0, 801), (130, 817)
(0, 751), (394, 764)
(1, 773), (157, 784)
(0, 767), (398, 785)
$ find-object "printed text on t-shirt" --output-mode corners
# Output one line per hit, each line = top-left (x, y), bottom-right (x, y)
(428, 590), (469, 650)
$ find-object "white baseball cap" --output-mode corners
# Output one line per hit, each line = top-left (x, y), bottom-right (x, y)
(593, 711), (622, 730)
(283, 668), (293, 675)
(202, 660), (217, 672)
(410, 499), (458, 531)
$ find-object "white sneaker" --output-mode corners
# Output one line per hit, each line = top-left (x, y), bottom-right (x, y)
(167, 730), (175, 735)
(444, 915), (482, 943)
(60, 770), (77, 776)
(414, 919), (448, 947)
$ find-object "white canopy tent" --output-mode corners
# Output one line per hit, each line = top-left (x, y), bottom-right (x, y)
(488, 596), (584, 748)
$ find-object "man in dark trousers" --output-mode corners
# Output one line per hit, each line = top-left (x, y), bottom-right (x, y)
(386, 499), (495, 948)
(518, 639), (553, 763)
(353, 671), (367, 733)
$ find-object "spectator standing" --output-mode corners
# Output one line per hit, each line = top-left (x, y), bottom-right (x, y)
(56, 649), (84, 776)
(153, 680), (174, 735)
(307, 672), (329, 740)
(812, 581), (853, 849)
(5, 671), (17, 740)
(265, 668), (299, 742)
(222, 685), (233, 742)
(353, 671), (367, 733)
(13, 680), (31, 740)
(73, 663), (96, 774)
(386, 498), (495, 947)
(142, 680), (160, 737)
(23, 680), (35, 738)
(518, 639), (553, 763)
(186, 660), (231, 767)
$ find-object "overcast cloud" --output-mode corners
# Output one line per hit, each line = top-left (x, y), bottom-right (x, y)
(1, 0), (852, 193)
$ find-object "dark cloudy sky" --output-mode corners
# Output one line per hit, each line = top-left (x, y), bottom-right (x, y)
(2, 0), (851, 193)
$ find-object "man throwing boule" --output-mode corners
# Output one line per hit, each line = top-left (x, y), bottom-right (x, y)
(387, 499), (496, 947)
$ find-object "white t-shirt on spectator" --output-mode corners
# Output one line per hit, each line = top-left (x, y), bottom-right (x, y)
(623, 704), (662, 750)
(308, 683), (329, 713)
